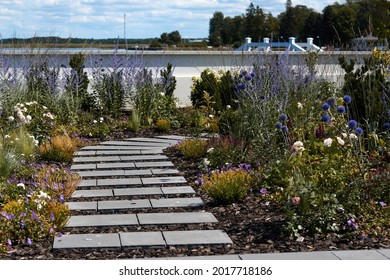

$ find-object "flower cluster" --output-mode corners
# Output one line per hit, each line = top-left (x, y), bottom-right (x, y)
(276, 113), (288, 133)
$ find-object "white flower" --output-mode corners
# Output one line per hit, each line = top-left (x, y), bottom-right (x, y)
(207, 148), (214, 153)
(8, 116), (14, 122)
(349, 133), (358, 141)
(99, 117), (104, 122)
(226, 105), (231, 109)
(336, 136), (345, 146)
(93, 120), (98, 124)
(290, 141), (305, 156)
(341, 133), (348, 139)
(26, 115), (32, 123)
(4, 135), (10, 139)
(17, 183), (26, 190)
(324, 138), (333, 147)
(159, 92), (165, 96)
(43, 112), (54, 120)
(203, 158), (210, 166)
(208, 114), (214, 118)
(42, 106), (47, 110)
(297, 102), (303, 110)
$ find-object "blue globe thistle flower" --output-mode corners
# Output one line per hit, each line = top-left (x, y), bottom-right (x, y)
(355, 127), (364, 135)
(241, 70), (248, 76)
(337, 106), (346, 113)
(275, 122), (282, 129)
(326, 97), (336, 107)
(322, 103), (330, 111)
(237, 83), (246, 90)
(279, 114), (288, 121)
(343, 95), (352, 104)
(384, 123), (390, 130)
(239, 73), (244, 78)
(245, 75), (252, 81)
(348, 120), (357, 129)
(250, 72), (256, 77)
(281, 125), (288, 133)
(321, 114), (331, 122)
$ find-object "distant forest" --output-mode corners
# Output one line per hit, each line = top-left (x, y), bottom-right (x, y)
(209, 0), (390, 48)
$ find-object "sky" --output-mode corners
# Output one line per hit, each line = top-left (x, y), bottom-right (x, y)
(0, 0), (341, 39)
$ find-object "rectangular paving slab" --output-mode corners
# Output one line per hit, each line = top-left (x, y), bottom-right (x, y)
(78, 179), (97, 188)
(120, 232), (166, 248)
(70, 164), (97, 170)
(140, 149), (164, 154)
(138, 212), (218, 225)
(239, 251), (340, 260)
(74, 151), (96, 156)
(96, 150), (141, 155)
(71, 189), (114, 198)
(97, 162), (135, 169)
(97, 178), (142, 186)
(135, 161), (174, 168)
(150, 197), (204, 208)
(66, 213), (138, 227)
(81, 146), (151, 150)
(142, 176), (187, 185)
(53, 233), (121, 250)
(66, 201), (98, 211)
(161, 186), (195, 195)
(331, 250), (389, 260)
(114, 187), (163, 196)
(73, 156), (121, 163)
(163, 230), (233, 245)
(151, 169), (180, 175)
(124, 169), (153, 176)
(101, 141), (169, 147)
(378, 249), (390, 259)
(98, 199), (151, 210)
(155, 135), (189, 140)
(126, 138), (179, 144)
(120, 155), (168, 161)
(77, 170), (126, 178)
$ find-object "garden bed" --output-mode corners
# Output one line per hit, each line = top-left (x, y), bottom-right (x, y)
(2, 131), (389, 260)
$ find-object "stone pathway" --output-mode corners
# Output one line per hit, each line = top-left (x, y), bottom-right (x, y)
(53, 136), (232, 251)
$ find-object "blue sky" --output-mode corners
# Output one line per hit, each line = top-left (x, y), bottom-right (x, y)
(0, 0), (340, 39)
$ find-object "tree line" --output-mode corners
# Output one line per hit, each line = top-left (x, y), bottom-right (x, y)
(209, 0), (390, 48)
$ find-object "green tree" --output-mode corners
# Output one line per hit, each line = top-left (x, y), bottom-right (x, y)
(209, 11), (225, 47)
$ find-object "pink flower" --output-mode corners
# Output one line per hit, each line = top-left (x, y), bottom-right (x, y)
(291, 197), (301, 204)
(290, 141), (305, 156)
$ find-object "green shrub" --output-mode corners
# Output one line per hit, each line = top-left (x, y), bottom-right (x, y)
(176, 138), (207, 158)
(198, 167), (252, 204)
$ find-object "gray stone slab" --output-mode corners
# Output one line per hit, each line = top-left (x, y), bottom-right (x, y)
(114, 187), (163, 196)
(97, 178), (142, 186)
(155, 135), (189, 140)
(166, 255), (241, 260)
(77, 170), (126, 178)
(140, 149), (164, 154)
(163, 230), (233, 246)
(151, 168), (180, 175)
(240, 251), (340, 260)
(138, 212), (218, 225)
(142, 176), (187, 185)
(124, 169), (153, 176)
(66, 201), (98, 211)
(161, 186), (195, 195)
(135, 161), (174, 168)
(96, 150), (141, 155)
(71, 189), (114, 198)
(120, 155), (168, 161)
(378, 249), (390, 259)
(53, 233), (121, 249)
(126, 137), (179, 144)
(66, 214), (138, 227)
(74, 151), (96, 156)
(98, 199), (151, 210)
(73, 156), (121, 163)
(81, 145), (151, 150)
(101, 141), (169, 147)
(70, 164), (96, 170)
(331, 250), (389, 260)
(151, 197), (204, 208)
(120, 232), (166, 248)
(78, 179), (97, 187)
(97, 162), (135, 169)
